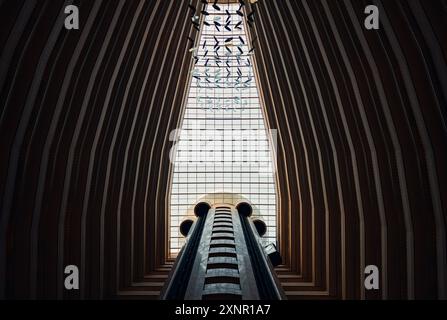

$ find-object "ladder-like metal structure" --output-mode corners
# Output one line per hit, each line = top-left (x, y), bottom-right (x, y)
(161, 202), (285, 300)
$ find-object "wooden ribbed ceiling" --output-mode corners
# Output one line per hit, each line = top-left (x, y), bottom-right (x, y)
(0, 0), (446, 299)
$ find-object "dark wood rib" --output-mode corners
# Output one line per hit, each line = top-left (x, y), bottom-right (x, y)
(0, 0), (446, 300)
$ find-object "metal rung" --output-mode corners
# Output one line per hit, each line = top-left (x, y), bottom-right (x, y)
(210, 239), (235, 246)
(214, 217), (232, 221)
(211, 232), (235, 239)
(213, 222), (233, 228)
(206, 268), (240, 279)
(209, 247), (237, 255)
(203, 283), (242, 296)
(209, 243), (236, 249)
(212, 227), (233, 233)
(214, 213), (232, 216)
(208, 256), (238, 265)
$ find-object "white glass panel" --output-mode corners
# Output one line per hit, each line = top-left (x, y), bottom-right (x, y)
(169, 3), (277, 255)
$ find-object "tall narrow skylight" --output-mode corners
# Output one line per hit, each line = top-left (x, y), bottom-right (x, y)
(169, 3), (276, 255)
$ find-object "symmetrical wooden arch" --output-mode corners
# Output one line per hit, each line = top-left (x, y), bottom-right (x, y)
(0, 0), (446, 299)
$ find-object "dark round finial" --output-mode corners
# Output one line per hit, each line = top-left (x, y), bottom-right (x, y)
(194, 202), (211, 217)
(253, 219), (267, 237)
(236, 202), (252, 217)
(179, 219), (194, 237)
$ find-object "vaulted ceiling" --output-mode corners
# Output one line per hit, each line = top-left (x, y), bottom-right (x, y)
(1, 0), (446, 299)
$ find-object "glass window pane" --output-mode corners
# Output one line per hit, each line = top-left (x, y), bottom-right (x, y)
(169, 3), (277, 256)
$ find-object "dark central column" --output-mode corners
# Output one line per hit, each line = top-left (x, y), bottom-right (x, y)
(161, 202), (285, 300)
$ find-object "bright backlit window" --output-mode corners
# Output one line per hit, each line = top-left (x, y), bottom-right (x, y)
(169, 3), (277, 255)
